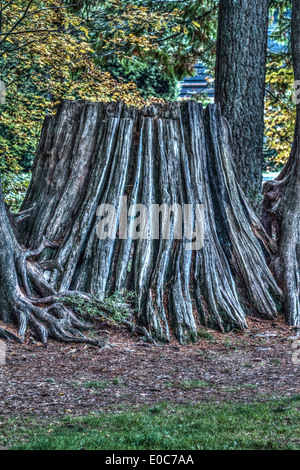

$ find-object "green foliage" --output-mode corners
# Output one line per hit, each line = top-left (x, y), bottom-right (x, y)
(3, 396), (300, 450)
(0, 0), (148, 174)
(197, 329), (215, 342)
(264, 4), (294, 169)
(166, 380), (211, 390)
(73, 0), (219, 86)
(1, 171), (31, 212)
(62, 290), (135, 325)
(269, 1), (292, 43)
(100, 57), (179, 101)
(83, 381), (110, 390)
(100, 290), (136, 323)
(265, 60), (295, 169)
(187, 90), (213, 107)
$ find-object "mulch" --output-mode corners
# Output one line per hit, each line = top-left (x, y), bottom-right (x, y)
(0, 317), (299, 416)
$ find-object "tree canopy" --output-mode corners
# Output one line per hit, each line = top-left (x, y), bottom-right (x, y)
(0, 0), (151, 177)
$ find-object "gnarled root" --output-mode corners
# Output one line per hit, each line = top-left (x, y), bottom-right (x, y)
(1, 293), (102, 346)
(0, 239), (102, 346)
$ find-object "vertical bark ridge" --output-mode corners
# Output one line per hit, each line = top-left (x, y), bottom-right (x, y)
(205, 105), (282, 319)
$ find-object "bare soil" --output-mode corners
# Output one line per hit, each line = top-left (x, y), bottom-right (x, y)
(0, 317), (299, 416)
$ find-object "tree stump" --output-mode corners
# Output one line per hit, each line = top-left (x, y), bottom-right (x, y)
(17, 100), (282, 343)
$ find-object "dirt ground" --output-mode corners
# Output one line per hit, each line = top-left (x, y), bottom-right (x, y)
(0, 317), (299, 416)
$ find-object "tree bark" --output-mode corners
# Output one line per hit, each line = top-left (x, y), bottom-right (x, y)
(215, 0), (269, 206)
(262, 0), (300, 327)
(0, 179), (102, 343)
(17, 100), (282, 343)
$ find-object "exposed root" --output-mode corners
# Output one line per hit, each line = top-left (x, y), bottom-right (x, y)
(0, 327), (23, 343)
(25, 236), (60, 259)
(5, 295), (102, 346)
(10, 205), (36, 228)
(38, 260), (63, 273)
(29, 291), (92, 305)
(122, 319), (157, 345)
(0, 237), (103, 346)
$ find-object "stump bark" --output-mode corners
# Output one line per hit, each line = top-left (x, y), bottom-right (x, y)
(0, 179), (100, 345)
(17, 100), (282, 343)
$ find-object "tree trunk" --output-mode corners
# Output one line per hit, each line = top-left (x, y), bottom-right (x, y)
(262, 0), (300, 327)
(17, 100), (282, 343)
(215, 0), (269, 206)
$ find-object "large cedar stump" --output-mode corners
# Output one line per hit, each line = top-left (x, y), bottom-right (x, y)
(16, 100), (281, 343)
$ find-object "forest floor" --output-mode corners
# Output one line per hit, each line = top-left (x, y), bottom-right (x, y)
(1, 316), (300, 450)
(0, 316), (299, 417)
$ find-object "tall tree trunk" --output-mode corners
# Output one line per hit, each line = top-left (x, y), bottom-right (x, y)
(18, 100), (281, 343)
(262, 0), (300, 327)
(215, 0), (269, 206)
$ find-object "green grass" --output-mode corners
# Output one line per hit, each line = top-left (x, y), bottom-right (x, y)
(71, 378), (126, 390)
(1, 397), (300, 450)
(165, 379), (211, 390)
(82, 381), (110, 390)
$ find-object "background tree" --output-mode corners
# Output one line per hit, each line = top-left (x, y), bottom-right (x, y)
(72, 0), (218, 91)
(215, 0), (269, 206)
(262, 0), (300, 327)
(98, 57), (180, 102)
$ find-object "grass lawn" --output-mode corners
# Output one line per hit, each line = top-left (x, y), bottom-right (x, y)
(1, 396), (300, 450)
